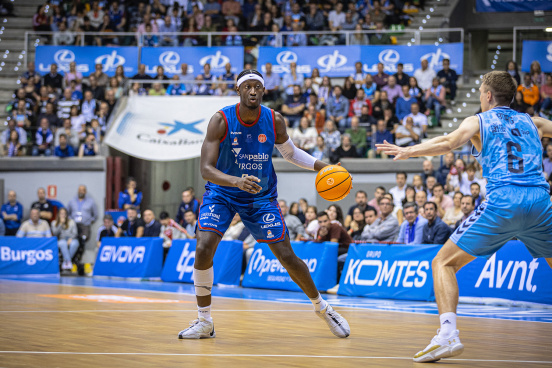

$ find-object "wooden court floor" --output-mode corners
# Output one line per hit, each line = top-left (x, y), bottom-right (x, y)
(0, 280), (551, 368)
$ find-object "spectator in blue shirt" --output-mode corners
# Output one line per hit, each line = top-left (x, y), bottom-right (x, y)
(397, 202), (428, 244)
(143, 24), (159, 46)
(176, 187), (200, 226)
(32, 118), (54, 156)
(54, 134), (76, 158)
(166, 75), (186, 95)
(281, 85), (307, 128)
(369, 119), (394, 158)
(159, 15), (178, 46)
(395, 85), (418, 120)
(220, 62), (236, 89)
(422, 202), (452, 244)
(286, 22), (307, 46)
(118, 177), (143, 210)
(1, 190), (23, 235)
(327, 86), (350, 131)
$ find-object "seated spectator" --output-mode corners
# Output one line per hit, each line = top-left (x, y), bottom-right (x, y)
(282, 62), (304, 98)
(320, 120), (341, 153)
(55, 119), (80, 151)
(149, 82), (167, 96)
(344, 190), (372, 227)
(458, 163), (480, 195)
(58, 88), (80, 120)
(346, 116), (368, 156)
(2, 130), (25, 157)
(179, 63), (194, 94)
(543, 144), (552, 178)
(53, 21), (75, 45)
(166, 75), (186, 96)
(282, 85), (307, 127)
(342, 77), (357, 100)
(368, 119), (393, 158)
(442, 192), (463, 227)
(315, 211), (352, 257)
(31, 187), (53, 222)
(471, 182), (484, 208)
(425, 176), (437, 199)
(78, 134), (99, 158)
(396, 85), (418, 120)
(44, 64), (63, 93)
(414, 59), (436, 92)
(291, 117), (318, 153)
(389, 171), (407, 209)
(370, 21), (391, 45)
(64, 62), (84, 92)
(2, 191), (23, 235)
(312, 135), (329, 161)
(348, 89), (373, 124)
(326, 204), (345, 227)
(421, 202), (452, 244)
(131, 64), (153, 90)
(373, 62), (390, 90)
(118, 177), (143, 210)
(175, 188), (200, 226)
(368, 186), (385, 216)
(1, 120), (27, 148)
(286, 22), (307, 46)
(263, 63), (281, 103)
(430, 183), (453, 218)
(362, 74), (379, 101)
(87, 1), (105, 29)
(415, 190), (428, 217)
(51, 208), (79, 271)
(360, 196), (399, 242)
(330, 133), (359, 163)
(106, 77), (123, 100)
(84, 74), (106, 101)
(397, 202), (428, 244)
(32, 118), (54, 157)
(16, 208), (52, 238)
(517, 73), (540, 110)
(80, 91), (98, 123)
(395, 116), (421, 147)
(143, 209), (162, 237)
(347, 207), (366, 240)
(540, 74), (552, 116)
(372, 91), (392, 121)
(191, 75), (212, 96)
(424, 77), (446, 126)
(116, 206), (144, 238)
(382, 76), (403, 104)
(183, 210), (198, 239)
(437, 58), (458, 103)
(454, 195), (475, 230)
(327, 86), (349, 130)
(413, 174), (425, 193)
(159, 211), (188, 256)
(96, 214), (118, 248)
(159, 15), (178, 46)
(393, 63), (410, 87)
(279, 200), (305, 241)
(436, 152), (454, 186)
(511, 90), (529, 113)
(70, 106), (86, 137)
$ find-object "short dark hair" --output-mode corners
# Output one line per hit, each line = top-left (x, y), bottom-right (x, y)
(470, 182), (480, 189)
(397, 171), (407, 179)
(317, 211), (329, 219)
(356, 190), (367, 197)
(398, 63), (403, 67)
(127, 205), (137, 212)
(364, 208), (377, 216)
(423, 201), (438, 211)
(376, 186), (386, 192)
(103, 214), (113, 221)
(432, 183), (444, 193)
(403, 202), (418, 213)
(159, 211), (170, 220)
(462, 195), (475, 205)
(184, 209), (196, 216)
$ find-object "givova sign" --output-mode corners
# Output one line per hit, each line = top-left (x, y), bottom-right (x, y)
(457, 241), (552, 305)
(94, 237), (164, 278)
(161, 239), (243, 286)
(0, 237), (59, 275)
(338, 244), (441, 301)
(242, 241), (338, 292)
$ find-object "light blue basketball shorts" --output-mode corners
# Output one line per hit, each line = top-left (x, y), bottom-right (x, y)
(450, 185), (552, 259)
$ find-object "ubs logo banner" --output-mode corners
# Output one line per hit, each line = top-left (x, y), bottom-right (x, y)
(258, 43), (464, 77)
(457, 240), (552, 305)
(161, 239), (243, 285)
(141, 46), (244, 76)
(35, 46), (138, 76)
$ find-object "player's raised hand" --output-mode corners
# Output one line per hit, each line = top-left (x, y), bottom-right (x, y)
(237, 175), (262, 194)
(376, 140), (411, 161)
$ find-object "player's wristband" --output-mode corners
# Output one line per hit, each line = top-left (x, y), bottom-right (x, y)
(275, 138), (317, 170)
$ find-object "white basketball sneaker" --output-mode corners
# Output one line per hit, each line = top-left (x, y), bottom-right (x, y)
(316, 304), (350, 338)
(178, 317), (216, 339)
(413, 329), (464, 362)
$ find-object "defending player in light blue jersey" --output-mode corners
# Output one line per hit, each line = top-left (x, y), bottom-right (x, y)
(177, 70), (350, 340)
(377, 71), (552, 363)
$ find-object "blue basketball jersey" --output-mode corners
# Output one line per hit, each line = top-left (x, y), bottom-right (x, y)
(205, 103), (278, 202)
(472, 106), (549, 194)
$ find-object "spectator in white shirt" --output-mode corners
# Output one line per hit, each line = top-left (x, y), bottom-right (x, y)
(403, 102), (428, 135)
(328, 2), (346, 31)
(395, 116), (421, 147)
(413, 59), (436, 92)
(389, 171), (407, 209)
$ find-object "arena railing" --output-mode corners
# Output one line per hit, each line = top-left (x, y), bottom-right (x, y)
(24, 28), (464, 65)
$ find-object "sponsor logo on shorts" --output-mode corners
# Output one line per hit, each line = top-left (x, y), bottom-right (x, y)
(261, 222), (281, 229)
(202, 222), (218, 227)
(200, 212), (220, 221)
(262, 213), (276, 223)
(258, 134), (267, 143)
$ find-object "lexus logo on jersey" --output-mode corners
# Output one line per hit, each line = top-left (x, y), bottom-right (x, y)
(258, 134), (267, 143)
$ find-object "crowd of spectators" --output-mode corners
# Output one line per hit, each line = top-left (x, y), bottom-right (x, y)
(507, 60), (552, 119)
(35, 0), (422, 47)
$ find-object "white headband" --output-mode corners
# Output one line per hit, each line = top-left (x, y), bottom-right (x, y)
(237, 73), (264, 88)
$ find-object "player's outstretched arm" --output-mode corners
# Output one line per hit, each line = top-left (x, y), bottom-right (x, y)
(376, 116), (480, 160)
(200, 112), (262, 194)
(273, 111), (330, 171)
(532, 116), (552, 139)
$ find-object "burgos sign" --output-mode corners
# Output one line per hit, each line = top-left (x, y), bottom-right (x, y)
(338, 244), (441, 301)
(0, 238), (59, 275)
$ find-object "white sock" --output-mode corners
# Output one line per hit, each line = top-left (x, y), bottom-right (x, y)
(309, 294), (328, 312)
(198, 305), (212, 322)
(439, 312), (457, 337)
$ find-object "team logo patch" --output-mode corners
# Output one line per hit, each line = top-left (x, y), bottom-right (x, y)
(258, 134), (267, 143)
(246, 134), (253, 143)
(326, 178), (335, 186)
(267, 230), (274, 239)
(232, 137), (238, 145)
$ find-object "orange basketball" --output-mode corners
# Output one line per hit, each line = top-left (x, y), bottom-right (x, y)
(315, 165), (352, 202)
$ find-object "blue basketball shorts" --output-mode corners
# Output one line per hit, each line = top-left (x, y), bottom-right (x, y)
(450, 185), (552, 259)
(197, 189), (288, 243)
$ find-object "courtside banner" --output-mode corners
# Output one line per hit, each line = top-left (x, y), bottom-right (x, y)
(476, 0), (552, 12)
(0, 237), (59, 276)
(242, 241), (338, 292)
(521, 41), (552, 73)
(161, 239), (242, 285)
(140, 46), (244, 76)
(338, 243), (441, 301)
(258, 43), (463, 77)
(94, 237), (163, 278)
(457, 241), (552, 305)
(104, 95), (238, 161)
(35, 46), (138, 76)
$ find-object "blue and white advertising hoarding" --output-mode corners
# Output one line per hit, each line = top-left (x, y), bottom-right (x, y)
(521, 41), (552, 73)
(0, 237), (59, 276)
(476, 0), (552, 12)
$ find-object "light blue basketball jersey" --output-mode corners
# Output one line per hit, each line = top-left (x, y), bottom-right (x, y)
(472, 106), (549, 194)
(205, 103), (278, 202)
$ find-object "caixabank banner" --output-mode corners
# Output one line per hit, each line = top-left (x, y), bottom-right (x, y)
(242, 241), (338, 292)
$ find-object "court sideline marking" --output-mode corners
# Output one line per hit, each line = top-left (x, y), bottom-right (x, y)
(0, 351), (550, 364)
(0, 310), (313, 313)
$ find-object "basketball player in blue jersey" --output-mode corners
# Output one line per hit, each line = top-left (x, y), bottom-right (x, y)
(377, 71), (552, 363)
(178, 70), (350, 339)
